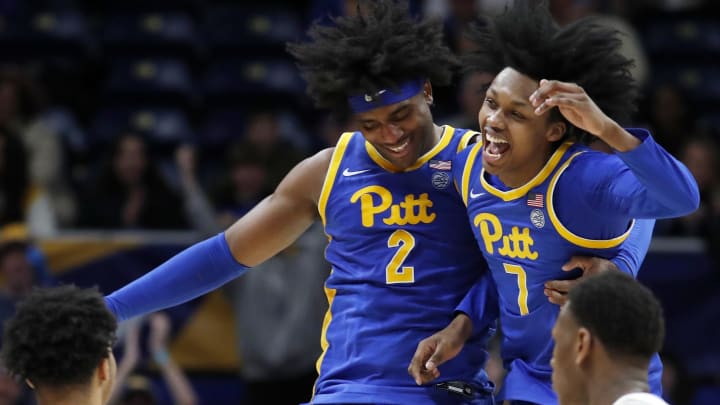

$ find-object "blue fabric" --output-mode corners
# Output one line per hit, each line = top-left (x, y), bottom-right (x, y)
(451, 128), (693, 403)
(105, 232), (248, 321)
(610, 219), (655, 277)
(348, 79), (424, 113)
(315, 127), (495, 403)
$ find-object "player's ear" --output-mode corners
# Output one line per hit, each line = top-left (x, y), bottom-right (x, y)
(423, 81), (434, 105)
(98, 358), (109, 381)
(546, 121), (566, 143)
(575, 327), (592, 366)
(98, 352), (113, 382)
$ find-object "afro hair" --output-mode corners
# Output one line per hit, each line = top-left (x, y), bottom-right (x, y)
(2, 285), (117, 388)
(288, 0), (458, 114)
(464, 1), (637, 143)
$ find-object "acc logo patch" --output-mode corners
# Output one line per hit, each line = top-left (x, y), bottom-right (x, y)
(530, 208), (545, 228)
(432, 171), (450, 190)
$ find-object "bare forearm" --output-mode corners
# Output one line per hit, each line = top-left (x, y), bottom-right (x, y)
(597, 120), (641, 152)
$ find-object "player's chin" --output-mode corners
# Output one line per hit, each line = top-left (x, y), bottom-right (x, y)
(481, 157), (502, 175)
(391, 150), (421, 170)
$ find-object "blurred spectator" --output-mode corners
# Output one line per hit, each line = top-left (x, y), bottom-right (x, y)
(79, 132), (187, 230)
(0, 129), (28, 227)
(109, 312), (197, 405)
(211, 141), (271, 229)
(243, 111), (305, 189)
(549, 0), (650, 88)
(0, 68), (76, 233)
(446, 71), (494, 131)
(0, 242), (33, 302)
(445, 0), (483, 54)
(656, 136), (720, 242)
(174, 144), (220, 236)
(314, 113), (357, 149)
(0, 240), (48, 355)
(644, 84), (696, 155)
(226, 222), (328, 405)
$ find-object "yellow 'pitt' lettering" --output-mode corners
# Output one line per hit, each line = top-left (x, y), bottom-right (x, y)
(350, 185), (436, 227)
(473, 213), (538, 260)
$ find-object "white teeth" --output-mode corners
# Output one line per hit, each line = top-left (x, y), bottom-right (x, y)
(487, 151), (502, 159)
(486, 133), (508, 144)
(388, 139), (409, 152)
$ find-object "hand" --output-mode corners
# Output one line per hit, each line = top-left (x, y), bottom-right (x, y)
(408, 314), (472, 385)
(530, 79), (640, 151)
(530, 79), (615, 136)
(148, 312), (172, 354)
(544, 256), (620, 305)
(121, 318), (142, 369)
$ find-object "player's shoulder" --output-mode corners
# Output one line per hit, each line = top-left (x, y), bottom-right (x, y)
(312, 131), (360, 171)
(305, 147), (335, 173)
(451, 126), (482, 152)
(564, 144), (626, 176)
(452, 140), (483, 178)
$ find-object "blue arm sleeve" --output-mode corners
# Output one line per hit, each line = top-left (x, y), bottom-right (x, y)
(614, 129), (699, 216)
(105, 232), (249, 322)
(454, 272), (499, 335)
(584, 129), (699, 218)
(610, 219), (655, 277)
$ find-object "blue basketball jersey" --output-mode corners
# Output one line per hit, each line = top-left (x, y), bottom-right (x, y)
(312, 126), (496, 404)
(454, 141), (663, 404)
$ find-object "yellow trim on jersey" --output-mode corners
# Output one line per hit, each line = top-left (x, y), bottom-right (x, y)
(547, 151), (635, 248)
(457, 130), (481, 153)
(314, 279), (337, 386)
(481, 141), (573, 201)
(461, 142), (484, 206)
(364, 126), (455, 172)
(318, 132), (354, 226)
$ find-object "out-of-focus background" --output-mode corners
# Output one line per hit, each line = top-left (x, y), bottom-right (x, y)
(0, 0), (717, 404)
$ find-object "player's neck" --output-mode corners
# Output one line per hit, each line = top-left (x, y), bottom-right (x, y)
(36, 385), (104, 405)
(587, 364), (650, 405)
(423, 124), (443, 153)
(498, 146), (554, 188)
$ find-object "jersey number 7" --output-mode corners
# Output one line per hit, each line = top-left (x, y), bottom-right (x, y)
(504, 263), (529, 315)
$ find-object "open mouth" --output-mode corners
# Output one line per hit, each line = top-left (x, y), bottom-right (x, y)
(483, 130), (510, 162)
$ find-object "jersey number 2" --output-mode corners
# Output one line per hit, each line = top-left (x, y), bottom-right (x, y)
(386, 230), (416, 284)
(504, 263), (529, 315)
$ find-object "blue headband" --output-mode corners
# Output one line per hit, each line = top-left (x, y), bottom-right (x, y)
(348, 79), (425, 113)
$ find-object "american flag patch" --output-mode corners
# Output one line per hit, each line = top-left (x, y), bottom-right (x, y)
(527, 192), (544, 208)
(429, 160), (452, 170)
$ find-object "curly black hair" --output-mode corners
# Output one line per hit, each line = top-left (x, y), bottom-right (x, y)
(568, 272), (665, 360)
(464, 1), (637, 143)
(287, 0), (458, 114)
(2, 285), (117, 388)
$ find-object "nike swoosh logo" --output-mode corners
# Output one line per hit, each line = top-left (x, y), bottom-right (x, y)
(343, 168), (371, 177)
(469, 189), (486, 199)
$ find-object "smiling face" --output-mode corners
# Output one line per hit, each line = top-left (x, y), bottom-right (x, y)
(355, 82), (437, 170)
(479, 67), (566, 187)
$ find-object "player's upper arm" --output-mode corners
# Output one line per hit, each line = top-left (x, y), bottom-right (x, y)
(225, 148), (333, 266)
